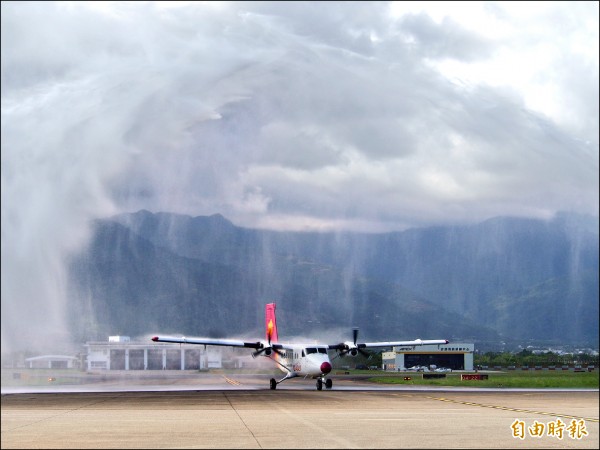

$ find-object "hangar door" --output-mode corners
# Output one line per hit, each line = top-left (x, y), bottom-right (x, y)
(405, 353), (464, 370)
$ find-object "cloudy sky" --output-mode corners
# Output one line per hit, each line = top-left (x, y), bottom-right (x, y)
(1, 1), (598, 351)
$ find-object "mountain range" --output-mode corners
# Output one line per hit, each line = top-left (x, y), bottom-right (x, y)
(67, 211), (599, 350)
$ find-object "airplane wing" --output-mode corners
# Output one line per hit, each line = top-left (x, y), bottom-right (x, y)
(151, 335), (263, 349)
(328, 339), (448, 350)
(328, 330), (449, 357)
(151, 335), (295, 352)
(357, 339), (449, 349)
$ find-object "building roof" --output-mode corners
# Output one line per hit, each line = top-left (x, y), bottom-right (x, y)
(25, 355), (78, 362)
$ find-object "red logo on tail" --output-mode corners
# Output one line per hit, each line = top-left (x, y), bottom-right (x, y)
(265, 303), (278, 343)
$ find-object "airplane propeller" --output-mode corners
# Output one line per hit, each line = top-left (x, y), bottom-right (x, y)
(251, 334), (284, 358)
(332, 327), (371, 359)
(252, 345), (283, 358)
(252, 346), (270, 358)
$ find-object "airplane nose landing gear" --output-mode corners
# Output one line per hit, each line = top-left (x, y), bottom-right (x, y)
(316, 377), (333, 390)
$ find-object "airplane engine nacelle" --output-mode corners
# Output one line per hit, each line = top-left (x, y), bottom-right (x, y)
(339, 342), (359, 357)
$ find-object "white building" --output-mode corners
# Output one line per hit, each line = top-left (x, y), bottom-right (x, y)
(25, 355), (79, 369)
(382, 342), (474, 371)
(108, 335), (130, 343)
(84, 337), (222, 371)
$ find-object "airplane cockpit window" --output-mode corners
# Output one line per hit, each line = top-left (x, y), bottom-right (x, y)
(305, 347), (327, 354)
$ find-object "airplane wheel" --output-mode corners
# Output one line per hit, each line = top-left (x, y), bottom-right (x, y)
(316, 379), (323, 391)
(325, 379), (333, 389)
(270, 378), (277, 390)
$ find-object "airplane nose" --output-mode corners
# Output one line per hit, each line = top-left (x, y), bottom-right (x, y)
(320, 362), (332, 374)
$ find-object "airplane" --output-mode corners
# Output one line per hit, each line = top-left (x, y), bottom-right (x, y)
(151, 303), (449, 390)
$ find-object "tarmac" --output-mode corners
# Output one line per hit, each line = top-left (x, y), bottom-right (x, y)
(2, 373), (599, 449)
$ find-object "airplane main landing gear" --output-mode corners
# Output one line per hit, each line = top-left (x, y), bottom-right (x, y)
(316, 379), (323, 390)
(325, 378), (333, 389)
(270, 373), (297, 389)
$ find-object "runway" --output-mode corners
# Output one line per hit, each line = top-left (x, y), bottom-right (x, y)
(2, 374), (599, 449)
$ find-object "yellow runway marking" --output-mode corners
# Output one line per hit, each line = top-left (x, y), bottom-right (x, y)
(427, 396), (599, 423)
(223, 376), (241, 386)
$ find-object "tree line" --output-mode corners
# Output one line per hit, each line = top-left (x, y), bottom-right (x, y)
(474, 349), (599, 368)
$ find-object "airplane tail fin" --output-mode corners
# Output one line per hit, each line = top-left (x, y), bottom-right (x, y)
(265, 303), (278, 344)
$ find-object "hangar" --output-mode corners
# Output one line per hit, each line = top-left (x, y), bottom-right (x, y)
(382, 342), (474, 371)
(84, 336), (222, 371)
